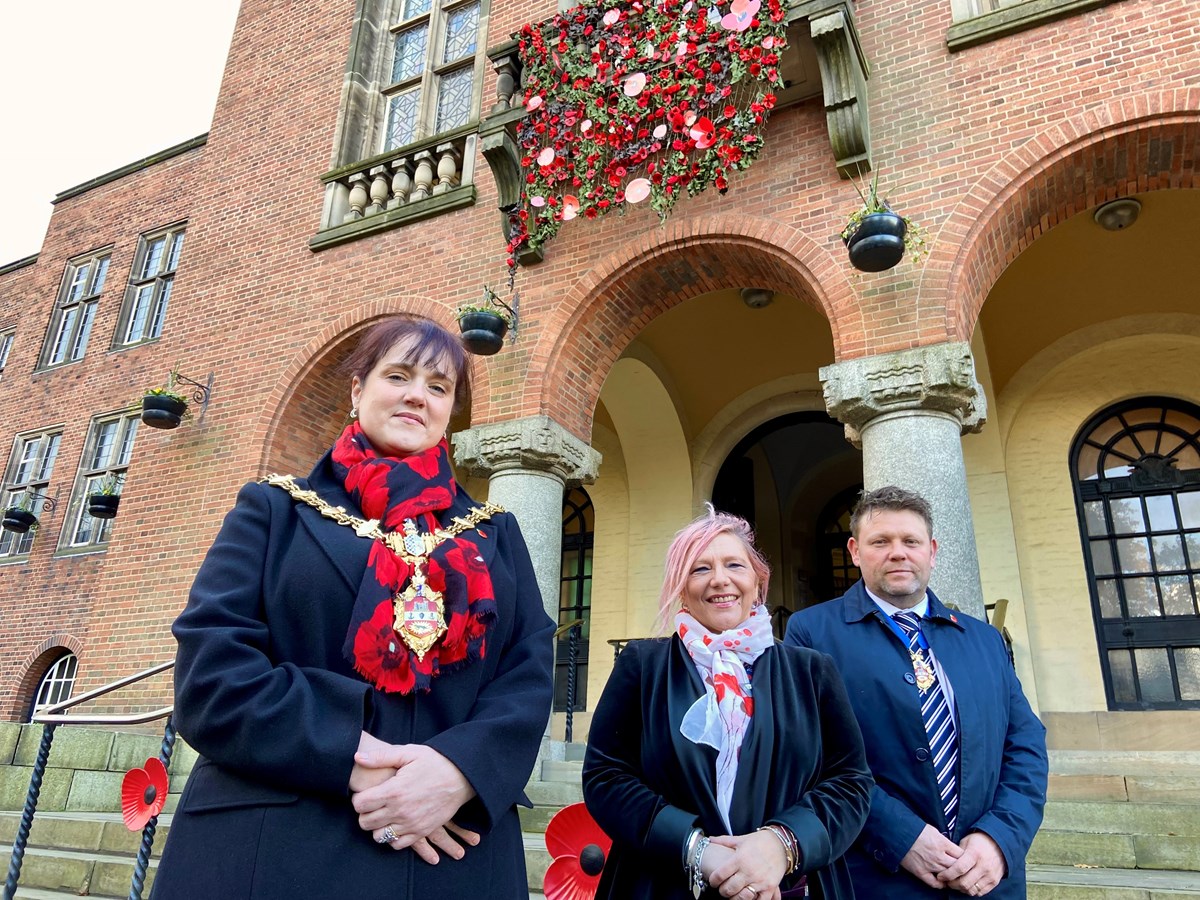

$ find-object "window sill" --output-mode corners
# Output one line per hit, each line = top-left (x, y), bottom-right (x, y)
(52, 545), (109, 559)
(947, 0), (1124, 51)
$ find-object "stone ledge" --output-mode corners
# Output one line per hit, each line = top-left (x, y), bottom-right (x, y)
(947, 0), (1125, 52)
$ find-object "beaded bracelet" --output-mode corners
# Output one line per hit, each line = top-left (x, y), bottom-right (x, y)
(758, 823), (800, 874)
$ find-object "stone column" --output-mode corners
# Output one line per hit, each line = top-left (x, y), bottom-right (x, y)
(452, 415), (602, 625)
(820, 342), (988, 618)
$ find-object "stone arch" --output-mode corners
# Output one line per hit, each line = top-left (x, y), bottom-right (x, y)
(920, 90), (1200, 340)
(690, 376), (829, 506)
(7, 634), (85, 721)
(257, 298), (492, 475)
(533, 213), (857, 442)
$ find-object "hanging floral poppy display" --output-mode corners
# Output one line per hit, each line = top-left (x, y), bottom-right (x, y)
(120, 756), (170, 831)
(543, 802), (613, 900)
(509, 0), (787, 273)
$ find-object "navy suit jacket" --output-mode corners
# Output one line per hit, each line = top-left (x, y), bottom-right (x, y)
(583, 638), (872, 900)
(152, 451), (555, 900)
(784, 581), (1047, 900)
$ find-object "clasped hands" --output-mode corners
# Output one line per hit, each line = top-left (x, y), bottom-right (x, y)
(900, 825), (1006, 896)
(701, 829), (790, 900)
(349, 730), (479, 865)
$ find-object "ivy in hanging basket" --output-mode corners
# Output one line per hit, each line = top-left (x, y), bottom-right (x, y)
(510, 0), (787, 270)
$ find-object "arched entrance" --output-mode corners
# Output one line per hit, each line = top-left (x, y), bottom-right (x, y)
(711, 412), (861, 618)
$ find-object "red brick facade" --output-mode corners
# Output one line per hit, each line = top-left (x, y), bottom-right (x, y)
(0, 0), (1196, 715)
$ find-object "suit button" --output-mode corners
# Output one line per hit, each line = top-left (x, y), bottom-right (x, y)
(904, 673), (916, 684)
(874, 850), (885, 862)
(915, 748), (929, 762)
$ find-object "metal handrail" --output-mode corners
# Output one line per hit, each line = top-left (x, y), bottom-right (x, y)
(554, 619), (584, 743)
(5, 659), (178, 900)
(33, 660), (175, 726)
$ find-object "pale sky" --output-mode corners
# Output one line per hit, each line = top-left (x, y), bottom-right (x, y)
(0, 2), (242, 264)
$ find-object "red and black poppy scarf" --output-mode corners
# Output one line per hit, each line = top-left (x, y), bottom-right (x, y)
(332, 422), (496, 694)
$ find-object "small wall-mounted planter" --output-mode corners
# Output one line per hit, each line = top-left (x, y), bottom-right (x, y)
(845, 212), (907, 272)
(2, 507), (38, 534)
(87, 494), (121, 520)
(141, 393), (189, 430)
(458, 311), (510, 356)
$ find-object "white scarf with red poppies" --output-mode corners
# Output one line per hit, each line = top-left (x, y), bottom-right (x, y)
(675, 605), (774, 831)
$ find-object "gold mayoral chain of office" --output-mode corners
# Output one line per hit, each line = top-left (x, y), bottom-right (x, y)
(262, 474), (503, 660)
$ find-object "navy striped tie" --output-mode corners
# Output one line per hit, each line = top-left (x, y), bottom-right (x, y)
(893, 611), (959, 832)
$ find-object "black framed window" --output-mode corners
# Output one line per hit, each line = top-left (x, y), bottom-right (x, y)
(1072, 397), (1200, 710)
(555, 487), (593, 712)
(815, 485), (863, 604)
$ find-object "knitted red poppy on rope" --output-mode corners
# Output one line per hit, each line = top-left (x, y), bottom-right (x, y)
(333, 422), (496, 694)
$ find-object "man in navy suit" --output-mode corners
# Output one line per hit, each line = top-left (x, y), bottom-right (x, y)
(785, 486), (1047, 898)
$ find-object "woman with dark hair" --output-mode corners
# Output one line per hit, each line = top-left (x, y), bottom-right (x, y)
(583, 507), (872, 900)
(152, 316), (554, 899)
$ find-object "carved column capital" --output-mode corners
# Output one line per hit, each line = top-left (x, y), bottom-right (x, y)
(820, 342), (987, 445)
(452, 415), (602, 487)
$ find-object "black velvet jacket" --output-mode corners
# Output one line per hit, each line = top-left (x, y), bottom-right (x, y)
(582, 637), (873, 900)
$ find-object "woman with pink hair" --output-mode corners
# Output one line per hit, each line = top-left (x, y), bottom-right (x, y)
(583, 506), (871, 900)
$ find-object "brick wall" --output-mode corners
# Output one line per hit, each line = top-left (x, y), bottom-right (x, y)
(0, 0), (1196, 711)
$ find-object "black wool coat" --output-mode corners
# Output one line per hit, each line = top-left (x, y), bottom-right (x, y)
(151, 451), (555, 900)
(582, 637), (873, 900)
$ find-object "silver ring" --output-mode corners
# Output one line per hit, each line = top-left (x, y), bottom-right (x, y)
(377, 825), (398, 844)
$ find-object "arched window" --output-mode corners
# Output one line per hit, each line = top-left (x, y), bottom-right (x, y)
(1071, 397), (1200, 710)
(29, 652), (78, 721)
(814, 485), (863, 604)
(556, 487), (594, 712)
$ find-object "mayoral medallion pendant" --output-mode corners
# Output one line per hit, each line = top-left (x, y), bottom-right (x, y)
(911, 650), (936, 694)
(390, 519), (448, 660)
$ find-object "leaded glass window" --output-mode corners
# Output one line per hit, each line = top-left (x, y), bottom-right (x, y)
(62, 412), (139, 550)
(116, 225), (185, 347)
(1, 429), (61, 558)
(40, 249), (110, 368)
(382, 0), (483, 152)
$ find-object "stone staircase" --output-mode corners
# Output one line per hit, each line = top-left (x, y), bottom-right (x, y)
(0, 721), (188, 898)
(521, 745), (586, 899)
(1025, 750), (1200, 898)
(6, 724), (1200, 899)
(0, 810), (170, 898)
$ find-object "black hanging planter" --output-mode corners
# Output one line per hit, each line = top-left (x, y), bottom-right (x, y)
(87, 494), (121, 520)
(846, 212), (907, 272)
(141, 393), (189, 430)
(458, 311), (510, 356)
(2, 507), (38, 534)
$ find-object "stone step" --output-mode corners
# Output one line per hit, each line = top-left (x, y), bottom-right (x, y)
(524, 778), (583, 807)
(541, 758), (582, 783)
(1030, 827), (1200, 871)
(0, 810), (170, 854)
(524, 832), (551, 892)
(1042, 800), (1200, 837)
(1049, 750), (1200, 776)
(1027, 864), (1200, 898)
(0, 843), (158, 898)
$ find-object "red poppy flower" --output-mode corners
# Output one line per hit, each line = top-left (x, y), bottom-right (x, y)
(543, 803), (612, 900)
(121, 757), (169, 831)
